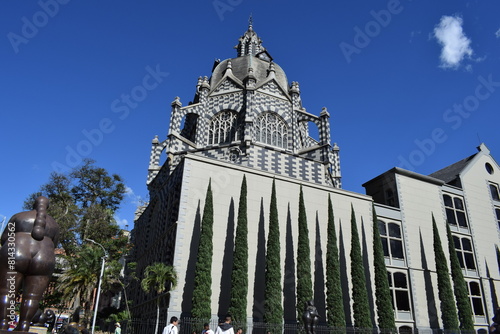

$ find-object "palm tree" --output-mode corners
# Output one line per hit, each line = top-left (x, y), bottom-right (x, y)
(141, 263), (178, 334)
(58, 245), (104, 322)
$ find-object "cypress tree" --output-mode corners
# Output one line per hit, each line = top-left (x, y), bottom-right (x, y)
(264, 179), (283, 328)
(350, 205), (372, 329)
(371, 204), (396, 333)
(191, 180), (214, 320)
(446, 223), (474, 330)
(432, 215), (459, 330)
(325, 194), (345, 328)
(229, 175), (249, 323)
(296, 185), (313, 322)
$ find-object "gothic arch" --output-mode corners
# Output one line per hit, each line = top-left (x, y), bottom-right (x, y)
(254, 111), (289, 149)
(207, 110), (239, 145)
(254, 105), (289, 122)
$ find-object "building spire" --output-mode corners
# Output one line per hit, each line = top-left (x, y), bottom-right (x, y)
(235, 18), (265, 57)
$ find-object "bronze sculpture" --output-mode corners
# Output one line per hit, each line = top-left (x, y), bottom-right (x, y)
(32, 309), (55, 328)
(0, 196), (59, 332)
(302, 300), (319, 334)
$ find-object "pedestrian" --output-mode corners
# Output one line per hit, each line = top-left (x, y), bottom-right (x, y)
(214, 316), (234, 334)
(162, 317), (179, 334)
(236, 328), (243, 334)
(114, 323), (121, 334)
(491, 307), (500, 333)
(202, 323), (214, 334)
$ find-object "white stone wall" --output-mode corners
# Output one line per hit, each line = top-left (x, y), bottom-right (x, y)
(168, 153), (373, 323)
(395, 173), (446, 330)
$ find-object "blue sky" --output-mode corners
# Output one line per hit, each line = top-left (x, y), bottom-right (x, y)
(1, 0), (500, 230)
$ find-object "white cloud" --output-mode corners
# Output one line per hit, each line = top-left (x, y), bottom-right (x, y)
(114, 214), (130, 230)
(433, 15), (473, 69)
(496, 28), (500, 38)
(124, 185), (145, 206)
(125, 185), (134, 196)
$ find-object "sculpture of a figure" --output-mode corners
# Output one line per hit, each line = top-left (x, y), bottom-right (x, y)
(0, 196), (59, 332)
(32, 309), (56, 328)
(302, 300), (319, 334)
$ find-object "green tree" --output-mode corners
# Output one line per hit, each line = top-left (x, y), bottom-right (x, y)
(24, 158), (127, 256)
(325, 195), (345, 328)
(229, 175), (249, 323)
(107, 309), (131, 324)
(58, 245), (106, 322)
(350, 205), (371, 328)
(446, 223), (474, 330)
(264, 179), (283, 328)
(23, 172), (79, 254)
(141, 263), (178, 334)
(191, 180), (214, 320)
(372, 205), (396, 333)
(432, 215), (459, 330)
(296, 185), (313, 322)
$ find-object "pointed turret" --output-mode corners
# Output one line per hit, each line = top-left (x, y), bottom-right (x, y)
(235, 20), (266, 57)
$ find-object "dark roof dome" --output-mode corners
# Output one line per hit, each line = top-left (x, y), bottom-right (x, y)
(210, 56), (289, 91)
(209, 23), (290, 94)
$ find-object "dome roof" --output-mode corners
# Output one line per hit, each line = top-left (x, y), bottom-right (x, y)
(210, 56), (289, 92)
(208, 23), (290, 94)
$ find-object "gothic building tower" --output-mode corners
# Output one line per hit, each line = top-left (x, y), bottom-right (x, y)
(129, 23), (356, 326)
(129, 24), (499, 334)
(146, 23), (341, 190)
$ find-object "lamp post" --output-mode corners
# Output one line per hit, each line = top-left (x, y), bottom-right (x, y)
(86, 238), (108, 334)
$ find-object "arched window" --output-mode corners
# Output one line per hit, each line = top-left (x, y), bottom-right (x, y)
(443, 194), (468, 229)
(453, 235), (477, 272)
(378, 220), (405, 266)
(387, 271), (412, 320)
(255, 112), (288, 149)
(208, 111), (238, 145)
(399, 326), (413, 334)
(468, 281), (485, 317)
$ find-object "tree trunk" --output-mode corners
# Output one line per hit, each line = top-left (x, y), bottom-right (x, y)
(155, 297), (160, 334)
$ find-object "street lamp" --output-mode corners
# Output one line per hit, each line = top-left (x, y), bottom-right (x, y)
(85, 238), (108, 334)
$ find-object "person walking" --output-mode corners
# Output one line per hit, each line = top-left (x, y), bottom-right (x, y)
(162, 317), (179, 334)
(114, 323), (121, 334)
(214, 316), (234, 334)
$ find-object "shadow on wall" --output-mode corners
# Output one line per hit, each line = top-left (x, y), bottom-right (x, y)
(486, 261), (498, 312)
(420, 230), (439, 329)
(181, 201), (201, 317)
(218, 198), (235, 317)
(361, 219), (375, 327)
(284, 203), (297, 324)
(339, 221), (353, 326)
(314, 212), (326, 324)
(252, 198), (266, 322)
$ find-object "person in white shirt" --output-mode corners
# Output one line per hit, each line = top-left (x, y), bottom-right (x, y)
(214, 316), (234, 334)
(162, 316), (179, 334)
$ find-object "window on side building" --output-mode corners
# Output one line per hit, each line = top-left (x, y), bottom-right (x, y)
(378, 220), (405, 266)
